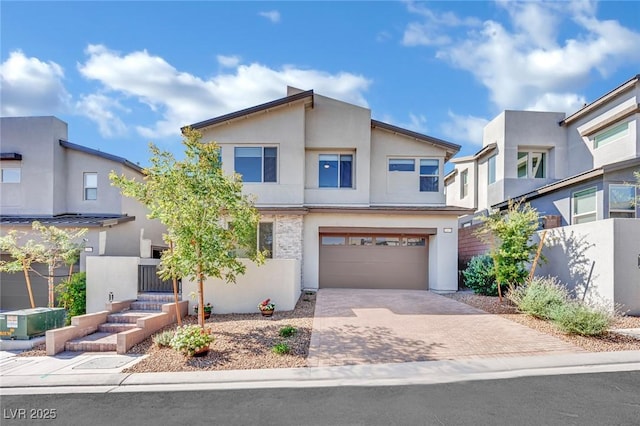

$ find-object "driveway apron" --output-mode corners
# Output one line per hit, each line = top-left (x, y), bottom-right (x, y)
(308, 289), (584, 367)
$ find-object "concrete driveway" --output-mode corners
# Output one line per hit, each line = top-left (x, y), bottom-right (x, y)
(308, 289), (584, 367)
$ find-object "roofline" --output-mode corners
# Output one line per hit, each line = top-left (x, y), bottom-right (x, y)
(307, 205), (475, 216)
(0, 214), (136, 228)
(560, 74), (640, 126)
(491, 157), (640, 209)
(0, 153), (23, 161)
(184, 90), (315, 131)
(59, 140), (143, 174)
(371, 119), (461, 161)
(444, 169), (458, 184)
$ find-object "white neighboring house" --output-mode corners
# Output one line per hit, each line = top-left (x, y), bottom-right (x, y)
(179, 87), (472, 312)
(0, 116), (167, 311)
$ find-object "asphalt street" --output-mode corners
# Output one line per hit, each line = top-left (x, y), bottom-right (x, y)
(2, 371), (639, 426)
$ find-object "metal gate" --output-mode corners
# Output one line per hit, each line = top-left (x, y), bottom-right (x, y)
(138, 265), (179, 293)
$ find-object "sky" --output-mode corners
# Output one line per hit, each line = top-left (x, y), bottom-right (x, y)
(2, 0), (639, 168)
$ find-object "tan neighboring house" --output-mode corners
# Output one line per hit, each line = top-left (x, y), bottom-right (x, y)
(181, 87), (472, 309)
(0, 116), (166, 311)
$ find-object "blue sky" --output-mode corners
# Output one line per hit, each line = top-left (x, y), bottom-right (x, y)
(2, 1), (639, 167)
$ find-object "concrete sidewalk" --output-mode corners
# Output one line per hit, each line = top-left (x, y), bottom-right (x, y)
(1, 349), (639, 395)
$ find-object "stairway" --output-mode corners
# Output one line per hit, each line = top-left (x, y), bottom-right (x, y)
(64, 293), (179, 353)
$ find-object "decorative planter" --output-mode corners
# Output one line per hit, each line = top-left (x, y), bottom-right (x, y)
(192, 346), (210, 357)
(260, 309), (274, 317)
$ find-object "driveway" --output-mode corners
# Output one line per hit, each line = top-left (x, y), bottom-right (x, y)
(307, 289), (584, 367)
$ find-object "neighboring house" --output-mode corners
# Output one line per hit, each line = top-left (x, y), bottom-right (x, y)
(184, 87), (472, 297)
(445, 74), (639, 226)
(0, 116), (166, 311)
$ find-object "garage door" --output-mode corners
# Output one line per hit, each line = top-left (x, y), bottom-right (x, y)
(319, 233), (429, 290)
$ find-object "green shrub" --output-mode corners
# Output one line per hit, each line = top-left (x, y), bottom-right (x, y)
(153, 330), (175, 348)
(55, 272), (86, 325)
(550, 302), (613, 336)
(272, 342), (290, 355)
(170, 325), (214, 356)
(462, 255), (504, 296)
(279, 325), (297, 338)
(507, 276), (568, 320)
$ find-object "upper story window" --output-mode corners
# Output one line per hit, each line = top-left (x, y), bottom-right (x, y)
(487, 154), (496, 184)
(460, 169), (468, 198)
(319, 154), (352, 188)
(234, 147), (277, 183)
(609, 184), (636, 219)
(594, 122), (629, 149)
(572, 186), (597, 224)
(84, 172), (98, 200)
(517, 151), (546, 179)
(1, 167), (21, 183)
(419, 159), (439, 192)
(388, 159), (415, 172)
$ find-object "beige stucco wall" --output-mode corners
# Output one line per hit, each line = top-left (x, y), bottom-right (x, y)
(86, 256), (147, 313)
(535, 219), (640, 315)
(304, 94), (372, 205)
(445, 159), (477, 210)
(370, 129), (446, 205)
(181, 259), (300, 314)
(302, 212), (459, 292)
(199, 103), (306, 207)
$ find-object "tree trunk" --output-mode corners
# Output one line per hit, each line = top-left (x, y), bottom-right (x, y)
(48, 263), (55, 308)
(196, 243), (205, 328)
(170, 241), (182, 326)
(22, 261), (36, 309)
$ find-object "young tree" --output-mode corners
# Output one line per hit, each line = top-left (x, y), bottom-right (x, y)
(475, 199), (541, 301)
(31, 222), (87, 307)
(110, 128), (265, 327)
(0, 231), (44, 308)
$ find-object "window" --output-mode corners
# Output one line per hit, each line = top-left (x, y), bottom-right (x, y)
(594, 122), (629, 149)
(388, 159), (415, 172)
(319, 154), (353, 188)
(460, 169), (468, 198)
(84, 173), (97, 200)
(572, 187), (597, 224)
(321, 236), (345, 245)
(1, 167), (21, 183)
(349, 236), (372, 246)
(258, 222), (273, 258)
(375, 236), (401, 246)
(609, 184), (636, 219)
(419, 159), (439, 192)
(487, 154), (496, 184)
(517, 151), (546, 179)
(234, 147), (277, 183)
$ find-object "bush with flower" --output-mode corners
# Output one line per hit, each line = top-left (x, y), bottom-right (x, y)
(257, 298), (275, 311)
(170, 324), (214, 356)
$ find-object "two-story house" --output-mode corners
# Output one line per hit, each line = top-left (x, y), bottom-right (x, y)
(445, 74), (639, 226)
(0, 116), (166, 310)
(186, 87), (471, 296)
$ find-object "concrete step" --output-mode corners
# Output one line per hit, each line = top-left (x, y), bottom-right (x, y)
(136, 293), (179, 303)
(130, 301), (165, 311)
(98, 322), (138, 333)
(107, 311), (157, 324)
(65, 332), (117, 352)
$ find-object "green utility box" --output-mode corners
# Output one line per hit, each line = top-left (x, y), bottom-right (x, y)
(0, 308), (66, 340)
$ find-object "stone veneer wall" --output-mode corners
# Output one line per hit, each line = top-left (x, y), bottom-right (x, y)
(272, 214), (304, 286)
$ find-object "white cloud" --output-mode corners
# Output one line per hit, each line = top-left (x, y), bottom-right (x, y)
(259, 10), (281, 23)
(440, 111), (488, 146)
(401, 113), (429, 134)
(78, 44), (371, 139)
(217, 55), (241, 68)
(0, 50), (71, 116)
(76, 93), (129, 137)
(402, 1), (480, 46)
(405, 1), (640, 113)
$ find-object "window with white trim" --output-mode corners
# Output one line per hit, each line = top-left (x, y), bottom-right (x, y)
(609, 184), (636, 219)
(517, 151), (546, 179)
(593, 122), (629, 149)
(319, 154), (353, 188)
(1, 167), (21, 183)
(419, 159), (439, 192)
(460, 169), (468, 198)
(84, 172), (97, 200)
(388, 158), (415, 172)
(234, 147), (277, 183)
(572, 187), (597, 224)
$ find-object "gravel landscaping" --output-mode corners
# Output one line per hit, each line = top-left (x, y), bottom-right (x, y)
(444, 292), (640, 353)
